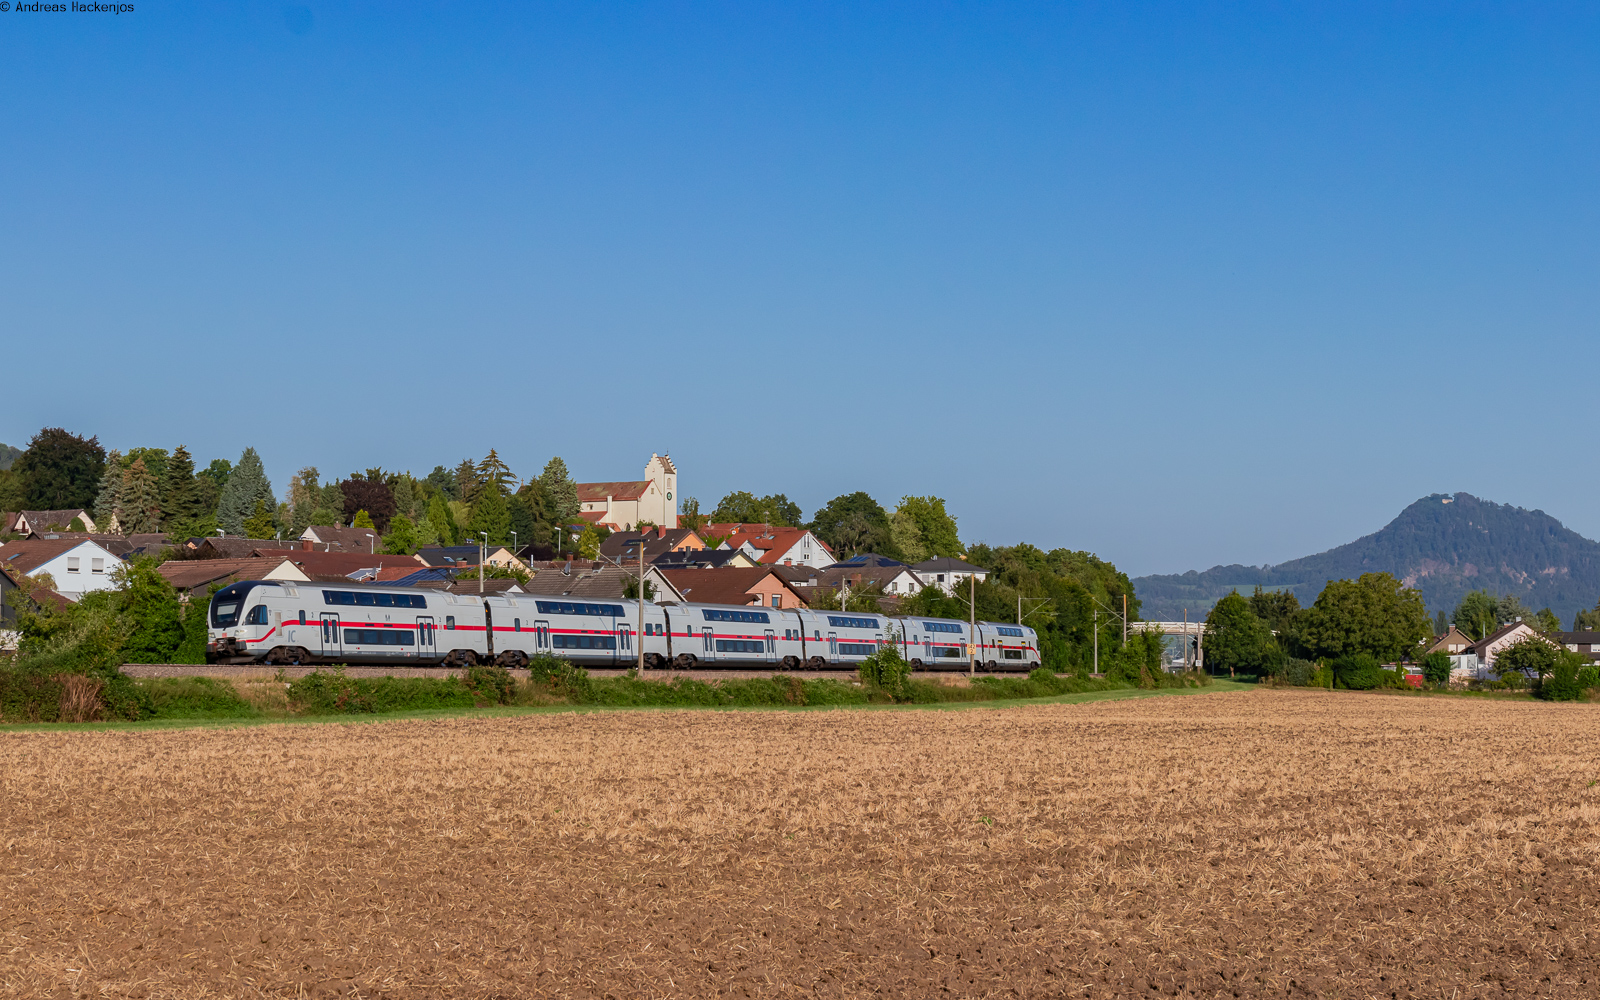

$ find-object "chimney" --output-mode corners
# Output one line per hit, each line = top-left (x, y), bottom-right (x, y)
(302, 539), (312, 551)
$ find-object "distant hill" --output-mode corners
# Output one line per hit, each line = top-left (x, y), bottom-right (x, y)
(1133, 493), (1600, 627)
(0, 442), (19, 471)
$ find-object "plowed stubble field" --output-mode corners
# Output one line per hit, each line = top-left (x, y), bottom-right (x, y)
(3, 691), (1599, 999)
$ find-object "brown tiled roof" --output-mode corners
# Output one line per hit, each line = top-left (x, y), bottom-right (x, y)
(15, 509), (94, 533)
(656, 567), (798, 606)
(577, 480), (651, 502)
(272, 550), (409, 582)
(195, 537), (299, 559)
(598, 527), (703, 563)
(520, 564), (633, 599)
(301, 525), (384, 552)
(157, 556), (292, 592)
(776, 565), (920, 592)
(0, 539), (105, 576)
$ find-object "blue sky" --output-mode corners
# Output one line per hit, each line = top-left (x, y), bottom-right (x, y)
(3, 3), (1597, 575)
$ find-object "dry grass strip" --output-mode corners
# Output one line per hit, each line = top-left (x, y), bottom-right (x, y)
(2, 690), (1598, 998)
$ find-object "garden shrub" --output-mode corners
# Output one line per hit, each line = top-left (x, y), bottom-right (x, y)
(1332, 654), (1384, 690)
(1537, 653), (1584, 702)
(1577, 665), (1600, 691)
(1420, 651), (1453, 686)
(1283, 658), (1320, 686)
(287, 670), (480, 714)
(461, 664), (515, 705)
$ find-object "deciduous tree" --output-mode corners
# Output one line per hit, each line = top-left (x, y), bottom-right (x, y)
(14, 427), (106, 510)
(1294, 573), (1431, 663)
(709, 491), (802, 527)
(1203, 591), (1278, 675)
(338, 475), (396, 532)
(893, 496), (962, 559)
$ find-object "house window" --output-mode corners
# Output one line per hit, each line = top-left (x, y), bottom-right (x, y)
(771, 594), (781, 608)
(67, 557), (80, 573)
(91, 558), (105, 574)
(937, 573), (945, 583)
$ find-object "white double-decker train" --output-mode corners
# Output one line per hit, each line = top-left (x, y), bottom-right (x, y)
(206, 580), (1041, 672)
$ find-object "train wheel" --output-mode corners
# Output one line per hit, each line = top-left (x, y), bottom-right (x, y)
(673, 653), (697, 670)
(806, 656), (827, 670)
(909, 658), (925, 671)
(646, 653), (668, 669)
(781, 655), (800, 671)
(986, 659), (999, 672)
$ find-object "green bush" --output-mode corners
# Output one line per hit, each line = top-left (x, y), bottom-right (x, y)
(286, 670), (480, 714)
(140, 677), (260, 719)
(1283, 658), (1320, 686)
(527, 654), (593, 701)
(1332, 653), (1384, 690)
(858, 631), (914, 702)
(1420, 651), (1453, 686)
(461, 664), (515, 705)
(1577, 665), (1600, 691)
(1537, 652), (1586, 702)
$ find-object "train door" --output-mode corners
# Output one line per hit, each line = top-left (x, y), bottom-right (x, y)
(702, 626), (715, 662)
(828, 631), (838, 663)
(535, 620), (550, 653)
(620, 625), (633, 666)
(319, 613), (341, 657)
(764, 629), (777, 663)
(416, 615), (436, 659)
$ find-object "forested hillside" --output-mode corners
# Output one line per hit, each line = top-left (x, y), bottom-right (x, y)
(1135, 493), (1600, 624)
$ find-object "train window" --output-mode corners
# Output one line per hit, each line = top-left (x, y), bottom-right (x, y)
(922, 621), (964, 634)
(322, 591), (427, 609)
(552, 634), (618, 650)
(342, 629), (416, 646)
(445, 616), (456, 630)
(996, 626), (1025, 637)
(838, 643), (875, 655)
(514, 618), (521, 631)
(299, 610), (307, 624)
(826, 616), (878, 629)
(716, 639), (764, 653)
(1003, 649), (1024, 659)
(244, 605), (269, 625)
(535, 601), (624, 617)
(702, 609), (770, 623)
(814, 630), (821, 640)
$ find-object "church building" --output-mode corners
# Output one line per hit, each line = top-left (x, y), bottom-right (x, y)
(576, 453), (678, 531)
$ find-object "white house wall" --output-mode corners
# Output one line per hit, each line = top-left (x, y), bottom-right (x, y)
(39, 542), (124, 600)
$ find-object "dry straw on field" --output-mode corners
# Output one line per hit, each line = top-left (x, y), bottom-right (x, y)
(2, 690), (1598, 998)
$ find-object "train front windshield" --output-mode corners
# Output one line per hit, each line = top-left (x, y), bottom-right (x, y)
(209, 582), (257, 628)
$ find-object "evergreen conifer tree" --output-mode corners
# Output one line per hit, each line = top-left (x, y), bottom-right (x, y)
(391, 476), (417, 522)
(162, 445), (203, 528)
(216, 447), (275, 536)
(538, 457), (579, 526)
(121, 458), (163, 533)
(454, 459), (482, 505)
(383, 514), (419, 554)
(477, 449), (516, 494)
(426, 494), (455, 545)
(467, 484), (512, 546)
(244, 497), (276, 539)
(94, 450), (125, 530)
(352, 509), (376, 530)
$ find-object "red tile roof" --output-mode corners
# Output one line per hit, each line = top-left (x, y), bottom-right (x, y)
(0, 539), (111, 576)
(577, 480), (651, 501)
(697, 524), (833, 564)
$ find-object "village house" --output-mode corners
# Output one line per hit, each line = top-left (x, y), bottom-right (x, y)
(1552, 631), (1600, 665)
(657, 566), (807, 609)
(597, 526), (706, 565)
(576, 453), (678, 530)
(912, 556), (988, 596)
(0, 538), (131, 602)
(697, 523), (834, 568)
(1424, 626), (1473, 656)
(1450, 620), (1541, 681)
(3, 509), (98, 535)
(299, 525), (383, 552)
